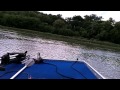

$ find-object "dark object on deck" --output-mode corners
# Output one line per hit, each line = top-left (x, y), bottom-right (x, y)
(1, 53), (10, 65)
(10, 51), (27, 63)
(0, 65), (5, 71)
(0, 51), (27, 65)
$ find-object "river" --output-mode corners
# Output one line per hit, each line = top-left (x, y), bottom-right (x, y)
(0, 28), (120, 79)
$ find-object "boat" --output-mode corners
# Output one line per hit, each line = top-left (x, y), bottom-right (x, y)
(0, 58), (105, 79)
(0, 51), (105, 79)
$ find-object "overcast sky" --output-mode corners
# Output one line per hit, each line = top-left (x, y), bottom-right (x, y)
(39, 11), (120, 22)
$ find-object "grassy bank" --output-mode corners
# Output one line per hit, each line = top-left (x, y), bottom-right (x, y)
(0, 25), (120, 52)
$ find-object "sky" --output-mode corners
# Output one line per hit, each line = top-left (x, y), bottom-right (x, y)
(39, 11), (120, 22)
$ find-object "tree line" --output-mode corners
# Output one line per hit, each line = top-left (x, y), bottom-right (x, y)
(0, 11), (120, 44)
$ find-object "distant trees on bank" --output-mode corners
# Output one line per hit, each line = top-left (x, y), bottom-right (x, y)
(0, 11), (120, 44)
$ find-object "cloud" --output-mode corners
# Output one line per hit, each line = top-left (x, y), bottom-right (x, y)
(101, 11), (120, 21)
(39, 11), (120, 22)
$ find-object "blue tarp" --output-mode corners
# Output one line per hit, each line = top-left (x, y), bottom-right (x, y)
(0, 59), (97, 79)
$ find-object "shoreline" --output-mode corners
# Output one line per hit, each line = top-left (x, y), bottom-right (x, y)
(0, 25), (120, 52)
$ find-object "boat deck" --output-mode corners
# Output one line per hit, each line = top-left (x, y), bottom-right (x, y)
(0, 59), (99, 79)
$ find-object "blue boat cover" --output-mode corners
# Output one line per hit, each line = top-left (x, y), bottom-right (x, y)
(0, 59), (97, 79)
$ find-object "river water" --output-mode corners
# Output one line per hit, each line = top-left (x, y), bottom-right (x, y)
(0, 28), (120, 79)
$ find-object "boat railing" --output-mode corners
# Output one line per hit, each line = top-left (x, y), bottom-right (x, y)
(80, 60), (106, 79)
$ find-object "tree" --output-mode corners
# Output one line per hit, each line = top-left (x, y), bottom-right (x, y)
(84, 14), (102, 22)
(53, 19), (65, 29)
(108, 17), (115, 26)
(57, 14), (62, 18)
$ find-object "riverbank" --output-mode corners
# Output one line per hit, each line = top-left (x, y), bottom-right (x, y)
(0, 25), (120, 52)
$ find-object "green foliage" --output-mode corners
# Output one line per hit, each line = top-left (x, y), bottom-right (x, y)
(0, 11), (120, 44)
(53, 19), (65, 28)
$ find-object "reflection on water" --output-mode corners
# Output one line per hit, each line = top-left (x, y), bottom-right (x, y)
(0, 28), (120, 79)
